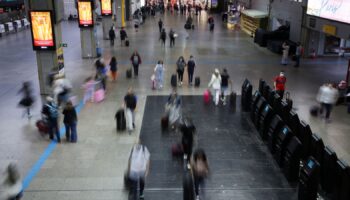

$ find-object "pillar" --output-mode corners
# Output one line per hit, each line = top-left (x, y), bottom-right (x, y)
(28, 0), (65, 95)
(116, 0), (126, 28)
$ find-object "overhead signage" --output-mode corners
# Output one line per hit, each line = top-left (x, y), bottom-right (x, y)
(307, 0), (350, 24)
(78, 0), (94, 28)
(29, 11), (56, 51)
(322, 24), (337, 35)
(101, 0), (112, 16)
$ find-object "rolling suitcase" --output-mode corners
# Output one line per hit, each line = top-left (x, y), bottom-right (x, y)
(125, 40), (129, 47)
(310, 106), (319, 117)
(229, 91), (236, 107)
(203, 89), (211, 104)
(36, 119), (49, 134)
(194, 77), (200, 87)
(126, 69), (132, 78)
(94, 89), (105, 102)
(161, 115), (169, 130)
(115, 109), (126, 131)
(171, 74), (177, 87)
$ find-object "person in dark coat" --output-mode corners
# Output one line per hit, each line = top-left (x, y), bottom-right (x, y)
(18, 81), (34, 119)
(110, 57), (118, 81)
(187, 55), (196, 85)
(169, 28), (175, 47)
(160, 28), (166, 47)
(130, 51), (142, 77)
(42, 96), (60, 143)
(109, 26), (116, 46)
(62, 101), (78, 142)
(120, 27), (128, 46)
(158, 18), (163, 33)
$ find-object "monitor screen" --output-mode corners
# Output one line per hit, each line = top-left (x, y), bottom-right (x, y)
(306, 0), (350, 24)
(78, 1), (94, 27)
(307, 160), (315, 169)
(29, 11), (56, 50)
(101, 0), (112, 16)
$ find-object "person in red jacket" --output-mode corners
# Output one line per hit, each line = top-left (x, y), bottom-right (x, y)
(274, 71), (287, 98)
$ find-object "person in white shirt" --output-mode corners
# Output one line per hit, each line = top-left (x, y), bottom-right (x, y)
(128, 140), (150, 200)
(208, 68), (222, 106)
(317, 83), (339, 122)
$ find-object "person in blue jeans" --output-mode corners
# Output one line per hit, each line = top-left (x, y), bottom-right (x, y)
(42, 96), (61, 143)
(62, 101), (78, 142)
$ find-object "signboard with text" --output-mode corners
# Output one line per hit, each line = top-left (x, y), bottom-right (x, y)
(101, 0), (112, 16)
(78, 0), (94, 28)
(29, 11), (56, 51)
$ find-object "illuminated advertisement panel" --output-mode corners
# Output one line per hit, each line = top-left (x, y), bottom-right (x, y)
(78, 1), (94, 27)
(307, 0), (350, 24)
(101, 0), (112, 16)
(29, 11), (56, 50)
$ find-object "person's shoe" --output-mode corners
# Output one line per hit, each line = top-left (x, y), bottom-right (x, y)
(133, 123), (135, 128)
(184, 154), (187, 160)
(196, 195), (200, 200)
(139, 194), (144, 199)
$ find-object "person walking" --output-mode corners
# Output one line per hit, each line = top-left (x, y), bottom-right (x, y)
(62, 101), (78, 143)
(294, 42), (303, 68)
(191, 149), (209, 200)
(220, 68), (231, 105)
(208, 68), (222, 106)
(154, 60), (165, 89)
(317, 83), (339, 123)
(120, 27), (128, 46)
(130, 51), (142, 77)
(109, 26), (116, 46)
(160, 28), (166, 47)
(18, 81), (34, 119)
(169, 28), (176, 47)
(176, 56), (186, 86)
(273, 71), (287, 98)
(128, 139), (150, 200)
(124, 87), (137, 133)
(158, 18), (163, 33)
(281, 41), (290, 65)
(42, 96), (61, 143)
(0, 163), (23, 200)
(181, 117), (196, 160)
(166, 90), (182, 129)
(110, 57), (118, 81)
(187, 55), (196, 85)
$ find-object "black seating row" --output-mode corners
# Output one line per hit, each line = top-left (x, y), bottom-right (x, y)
(241, 78), (350, 200)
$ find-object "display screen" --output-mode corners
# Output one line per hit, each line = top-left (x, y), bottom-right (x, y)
(101, 0), (112, 15)
(78, 1), (93, 27)
(307, 160), (315, 169)
(30, 11), (55, 50)
(307, 0), (350, 24)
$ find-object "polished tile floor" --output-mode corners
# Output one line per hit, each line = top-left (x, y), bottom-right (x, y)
(0, 11), (349, 200)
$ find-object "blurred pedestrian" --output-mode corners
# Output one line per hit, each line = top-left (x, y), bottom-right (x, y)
(176, 56), (186, 86)
(191, 149), (209, 200)
(154, 60), (165, 89)
(160, 28), (166, 46)
(124, 87), (137, 133)
(208, 68), (222, 106)
(220, 68), (231, 105)
(169, 28), (176, 47)
(82, 77), (95, 103)
(53, 74), (72, 106)
(274, 71), (286, 98)
(130, 51), (142, 77)
(110, 57), (118, 81)
(62, 101), (78, 143)
(281, 41), (290, 65)
(42, 96), (60, 143)
(127, 139), (150, 200)
(181, 117), (196, 160)
(166, 90), (182, 129)
(294, 42), (303, 68)
(158, 18), (163, 33)
(0, 163), (23, 200)
(187, 55), (196, 85)
(109, 26), (116, 46)
(317, 83), (339, 123)
(120, 27), (128, 46)
(18, 81), (34, 119)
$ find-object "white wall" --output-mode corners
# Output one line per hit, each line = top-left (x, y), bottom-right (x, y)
(251, 0), (269, 13)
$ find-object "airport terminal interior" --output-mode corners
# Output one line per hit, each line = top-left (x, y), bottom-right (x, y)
(0, 0), (350, 200)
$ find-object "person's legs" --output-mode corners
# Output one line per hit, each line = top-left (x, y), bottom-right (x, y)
(325, 103), (333, 119)
(48, 120), (54, 140)
(133, 64), (139, 76)
(70, 122), (77, 143)
(194, 175), (200, 196)
(215, 89), (220, 105)
(126, 108), (133, 132)
(295, 55), (300, 67)
(130, 179), (138, 200)
(65, 123), (70, 141)
(188, 71), (193, 84)
(276, 90), (284, 98)
(54, 120), (61, 143)
(180, 71), (184, 83)
(139, 178), (145, 198)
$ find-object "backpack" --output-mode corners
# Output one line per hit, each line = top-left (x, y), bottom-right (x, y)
(47, 103), (58, 119)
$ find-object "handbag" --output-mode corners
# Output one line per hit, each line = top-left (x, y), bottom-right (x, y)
(285, 92), (293, 111)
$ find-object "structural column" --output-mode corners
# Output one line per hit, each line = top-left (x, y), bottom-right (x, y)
(27, 0), (65, 95)
(115, 0), (126, 28)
